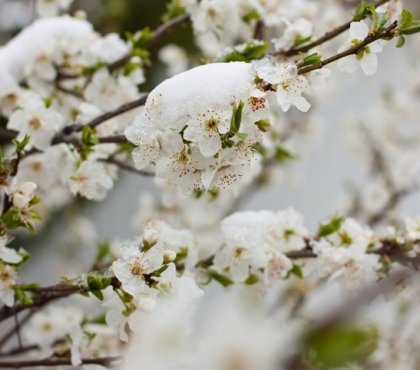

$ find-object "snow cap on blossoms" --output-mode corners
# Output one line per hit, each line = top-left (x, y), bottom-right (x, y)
(125, 62), (272, 194)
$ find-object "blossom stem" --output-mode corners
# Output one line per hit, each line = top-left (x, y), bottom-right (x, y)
(298, 21), (398, 75)
(278, 0), (391, 56)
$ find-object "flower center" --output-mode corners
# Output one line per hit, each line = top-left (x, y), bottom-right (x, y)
(204, 117), (219, 132)
(130, 258), (144, 276)
(29, 117), (42, 130)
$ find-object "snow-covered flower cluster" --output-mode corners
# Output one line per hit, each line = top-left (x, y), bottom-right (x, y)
(125, 62), (273, 194)
(0, 15), (145, 213)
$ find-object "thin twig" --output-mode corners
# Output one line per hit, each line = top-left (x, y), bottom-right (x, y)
(99, 157), (154, 177)
(0, 311), (35, 350)
(298, 21), (398, 75)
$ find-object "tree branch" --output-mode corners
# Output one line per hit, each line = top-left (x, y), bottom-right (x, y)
(278, 0), (391, 57)
(298, 21), (398, 75)
(0, 356), (121, 368)
(99, 156), (154, 177)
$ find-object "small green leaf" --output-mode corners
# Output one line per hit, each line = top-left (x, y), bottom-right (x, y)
(245, 274), (259, 285)
(230, 101), (245, 135)
(242, 9), (260, 24)
(221, 40), (269, 62)
(208, 269), (234, 287)
(304, 324), (378, 368)
(275, 146), (296, 163)
(96, 242), (111, 263)
(162, 0), (186, 22)
(294, 35), (312, 48)
(400, 9), (414, 29)
(318, 216), (343, 237)
(255, 119), (271, 132)
(14, 287), (33, 305)
(289, 264), (303, 279)
(399, 20), (420, 35)
(302, 53), (322, 67)
(396, 35), (406, 48)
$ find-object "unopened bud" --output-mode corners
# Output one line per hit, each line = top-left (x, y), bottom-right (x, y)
(163, 250), (177, 263)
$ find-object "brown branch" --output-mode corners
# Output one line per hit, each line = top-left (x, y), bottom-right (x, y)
(99, 156), (154, 177)
(366, 186), (417, 226)
(0, 278), (121, 323)
(298, 21), (398, 75)
(0, 311), (35, 351)
(0, 127), (17, 142)
(0, 356), (121, 368)
(278, 0), (390, 57)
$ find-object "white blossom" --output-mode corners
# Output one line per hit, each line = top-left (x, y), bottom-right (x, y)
(338, 21), (385, 76)
(7, 98), (63, 150)
(254, 59), (311, 112)
(0, 264), (17, 307)
(112, 243), (164, 297)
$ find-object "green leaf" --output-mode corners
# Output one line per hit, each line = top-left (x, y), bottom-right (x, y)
(96, 242), (111, 263)
(275, 146), (296, 163)
(12, 135), (31, 152)
(208, 269), (234, 287)
(302, 53), (322, 67)
(399, 20), (420, 35)
(87, 272), (112, 301)
(396, 35), (406, 48)
(353, 1), (374, 21)
(318, 216), (343, 237)
(255, 119), (271, 132)
(230, 101), (245, 135)
(294, 35), (312, 48)
(14, 286), (33, 305)
(242, 9), (260, 24)
(289, 264), (303, 279)
(162, 0), (186, 22)
(82, 61), (107, 76)
(221, 40), (269, 62)
(127, 28), (153, 49)
(304, 324), (378, 369)
(80, 126), (98, 160)
(245, 274), (259, 285)
(400, 9), (414, 29)
(175, 247), (189, 263)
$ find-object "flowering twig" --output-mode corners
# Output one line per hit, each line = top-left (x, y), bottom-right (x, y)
(278, 0), (390, 56)
(298, 21), (398, 75)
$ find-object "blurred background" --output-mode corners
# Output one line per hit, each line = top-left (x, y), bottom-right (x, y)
(0, 0), (419, 284)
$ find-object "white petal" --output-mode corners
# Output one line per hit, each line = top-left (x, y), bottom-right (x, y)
(183, 123), (202, 142)
(369, 40), (385, 53)
(230, 260), (249, 282)
(199, 133), (221, 157)
(131, 144), (159, 170)
(360, 53), (378, 76)
(0, 247), (22, 264)
(293, 96), (311, 112)
(350, 21), (369, 40)
(338, 56), (359, 73)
